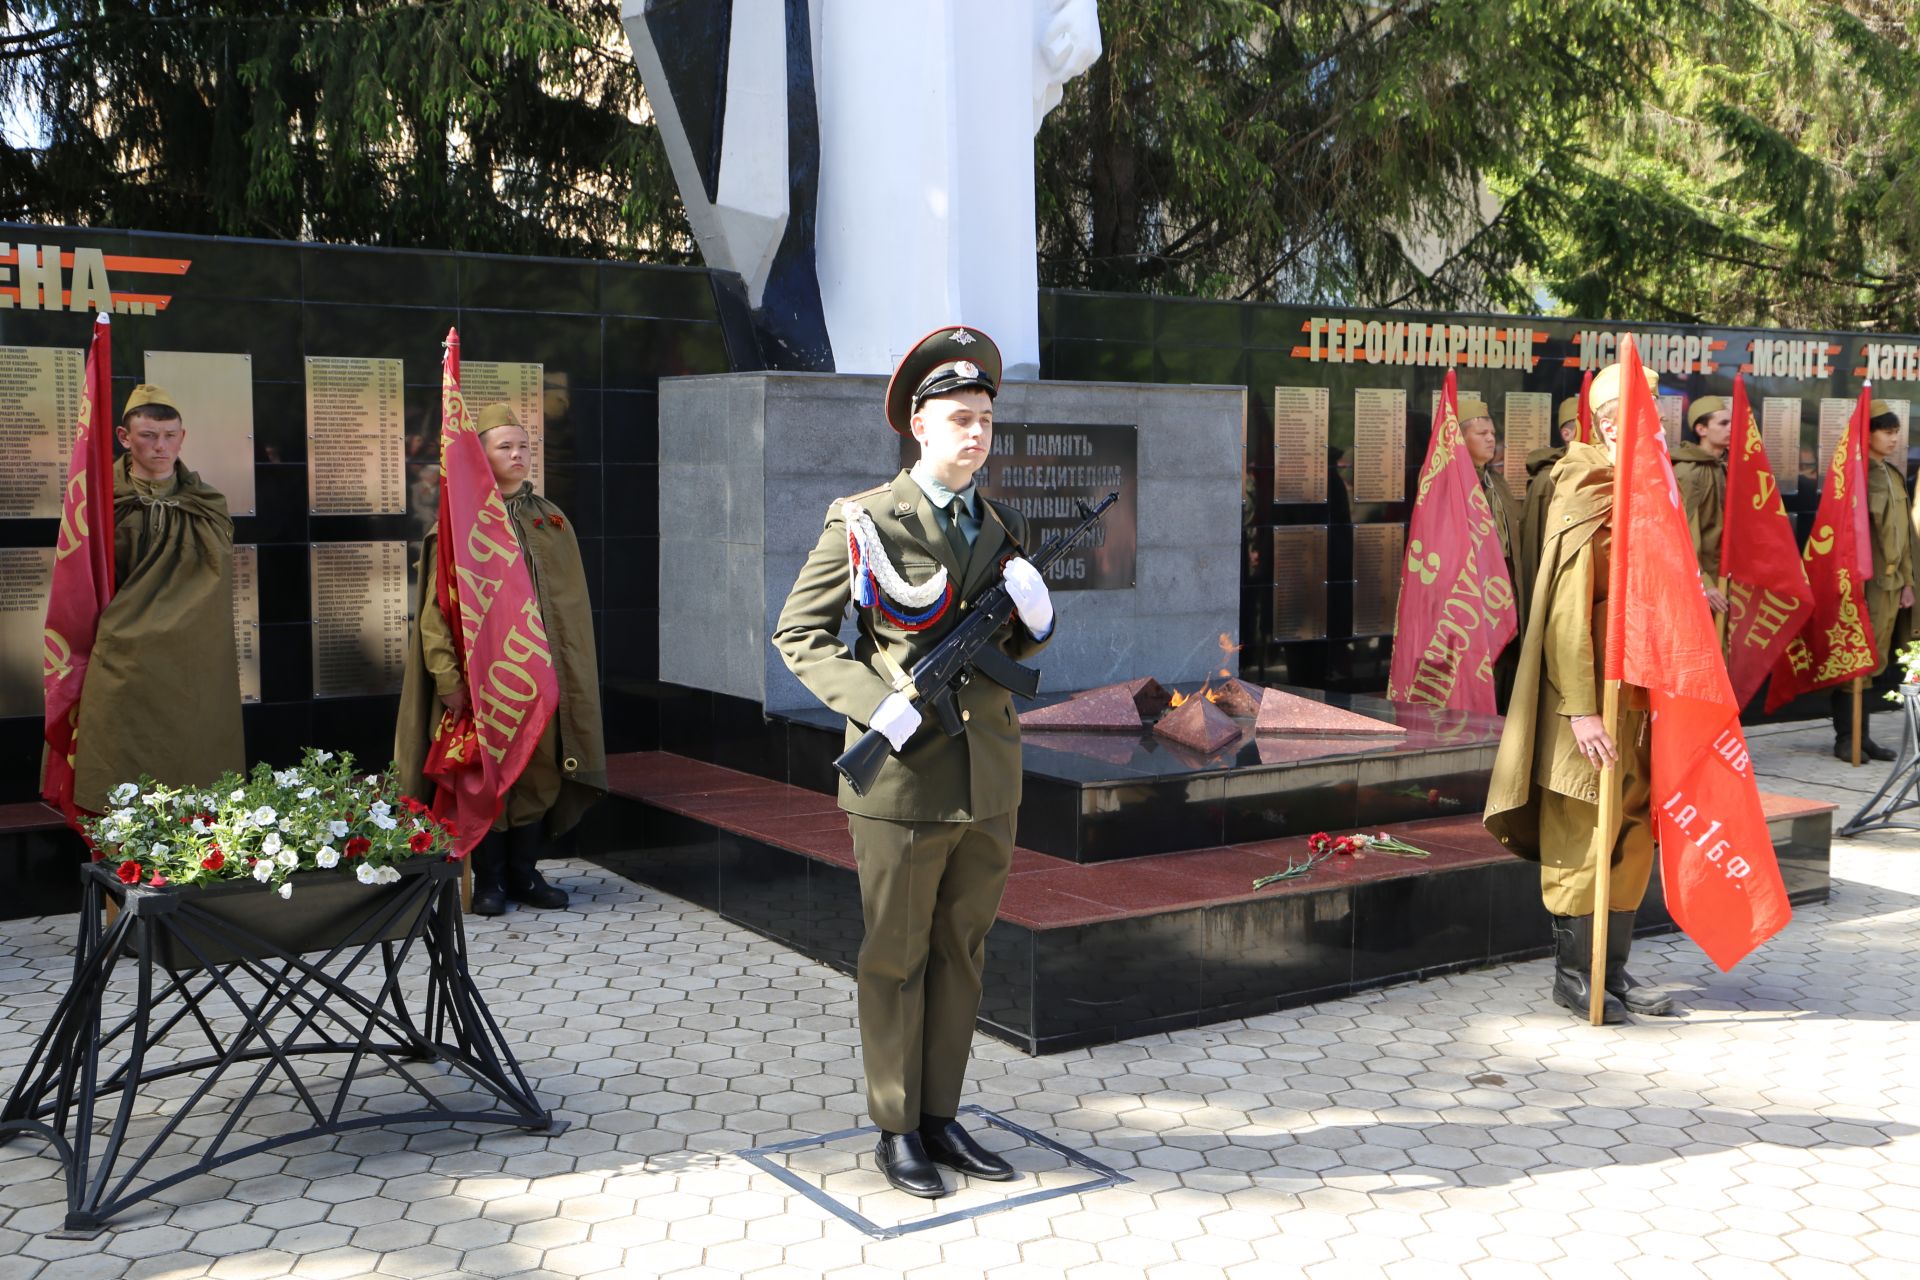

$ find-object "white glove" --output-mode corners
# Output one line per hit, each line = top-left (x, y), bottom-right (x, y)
(1002, 556), (1054, 636)
(870, 691), (922, 752)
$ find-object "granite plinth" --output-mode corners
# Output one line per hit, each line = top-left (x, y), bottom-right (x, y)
(583, 750), (1836, 1054)
(1153, 694), (1242, 753)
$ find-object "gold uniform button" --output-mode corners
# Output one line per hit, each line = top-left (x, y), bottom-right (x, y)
(563, 756), (579, 772)
(961, 710), (971, 723)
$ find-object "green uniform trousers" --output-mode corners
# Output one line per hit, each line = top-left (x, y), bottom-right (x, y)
(1867, 584), (1906, 680)
(846, 810), (1014, 1134)
(1539, 705), (1654, 917)
(493, 714), (562, 831)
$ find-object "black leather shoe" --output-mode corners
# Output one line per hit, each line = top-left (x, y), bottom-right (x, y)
(469, 832), (507, 917)
(919, 1118), (1018, 1181)
(1862, 735), (1898, 763)
(504, 823), (569, 909)
(1551, 914), (1626, 1024)
(875, 1132), (947, 1198)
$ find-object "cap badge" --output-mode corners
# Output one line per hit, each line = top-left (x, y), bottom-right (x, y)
(949, 329), (975, 346)
(955, 360), (980, 379)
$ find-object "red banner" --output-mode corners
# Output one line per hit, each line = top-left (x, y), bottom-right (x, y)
(422, 328), (559, 854)
(1575, 369), (1594, 445)
(1721, 374), (1813, 708)
(1387, 370), (1519, 715)
(1608, 338), (1790, 970)
(1765, 384), (1877, 710)
(40, 314), (116, 829)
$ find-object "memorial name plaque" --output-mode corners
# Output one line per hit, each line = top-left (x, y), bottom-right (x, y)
(974, 423), (1135, 590)
(0, 547), (52, 718)
(306, 357), (405, 515)
(461, 360), (546, 495)
(0, 345), (82, 519)
(1271, 526), (1329, 641)
(1658, 394), (1685, 448)
(1818, 397), (1854, 475)
(1352, 524), (1405, 637)
(1273, 387), (1329, 503)
(1351, 388), (1406, 504)
(144, 351), (257, 515)
(1502, 392), (1553, 501)
(1761, 397), (1801, 495)
(310, 541), (408, 697)
(231, 544), (261, 705)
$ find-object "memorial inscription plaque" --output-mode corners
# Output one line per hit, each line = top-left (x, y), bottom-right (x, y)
(975, 423), (1135, 590)
(1273, 387), (1329, 503)
(1351, 388), (1406, 504)
(306, 357), (405, 515)
(0, 547), (52, 718)
(0, 346), (82, 520)
(1271, 526), (1329, 641)
(1761, 397), (1802, 495)
(1352, 524), (1405, 637)
(231, 544), (261, 705)
(1502, 392), (1552, 501)
(144, 351), (257, 515)
(1818, 397), (1854, 474)
(1658, 394), (1685, 448)
(310, 541), (408, 697)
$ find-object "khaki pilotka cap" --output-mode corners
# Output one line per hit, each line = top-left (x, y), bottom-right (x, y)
(476, 403), (521, 433)
(1557, 397), (1579, 429)
(122, 384), (180, 419)
(1687, 395), (1728, 427)
(1870, 399), (1899, 422)
(1455, 395), (1493, 423)
(1588, 361), (1659, 408)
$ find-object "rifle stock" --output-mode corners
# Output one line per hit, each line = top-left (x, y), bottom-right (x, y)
(833, 492), (1118, 796)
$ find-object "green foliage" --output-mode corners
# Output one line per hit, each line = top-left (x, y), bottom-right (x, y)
(0, 1), (692, 259)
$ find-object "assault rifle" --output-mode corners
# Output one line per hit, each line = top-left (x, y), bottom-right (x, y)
(835, 491), (1120, 797)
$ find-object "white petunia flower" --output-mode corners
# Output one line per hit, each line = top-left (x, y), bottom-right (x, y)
(277, 850), (298, 869)
(316, 847), (339, 869)
(277, 882), (293, 900)
(229, 788), (247, 802)
(261, 832), (282, 855)
(297, 786), (319, 801)
(355, 863), (378, 885)
(150, 843), (169, 859)
(372, 814), (398, 831)
(370, 801), (392, 820)
(110, 782), (138, 805)
(143, 792), (168, 808)
(250, 805), (277, 826)
(365, 774), (380, 785)
(252, 860), (273, 882)
(311, 750), (333, 764)
(328, 820), (349, 838)
(273, 769), (298, 787)
(377, 866), (400, 885)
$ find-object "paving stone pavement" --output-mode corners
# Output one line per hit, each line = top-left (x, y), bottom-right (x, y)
(1, 717), (1917, 1280)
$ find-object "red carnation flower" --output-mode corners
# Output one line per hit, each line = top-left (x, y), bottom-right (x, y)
(408, 830), (433, 853)
(1307, 832), (1332, 855)
(117, 861), (143, 884)
(345, 836), (372, 858)
(202, 848), (225, 871)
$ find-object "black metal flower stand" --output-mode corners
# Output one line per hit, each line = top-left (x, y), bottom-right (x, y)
(1840, 686), (1920, 836)
(0, 858), (565, 1235)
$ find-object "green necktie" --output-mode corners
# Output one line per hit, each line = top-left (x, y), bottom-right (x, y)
(944, 494), (976, 568)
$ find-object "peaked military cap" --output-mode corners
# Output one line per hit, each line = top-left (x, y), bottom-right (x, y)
(884, 325), (1003, 435)
(476, 402), (522, 434)
(122, 383), (180, 420)
(1686, 395), (1727, 427)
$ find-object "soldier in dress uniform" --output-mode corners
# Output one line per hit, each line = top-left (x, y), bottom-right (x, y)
(57, 385), (245, 814)
(1485, 362), (1676, 1024)
(1846, 402), (1917, 760)
(772, 327), (1056, 1198)
(1671, 395), (1732, 618)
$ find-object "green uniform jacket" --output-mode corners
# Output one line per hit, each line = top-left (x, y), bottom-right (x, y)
(64, 458), (245, 813)
(395, 485), (607, 838)
(1517, 445), (1567, 621)
(772, 469), (1052, 822)
(1868, 457), (1918, 667)
(1671, 442), (1727, 580)
(1478, 463), (1521, 568)
(1485, 443), (1620, 861)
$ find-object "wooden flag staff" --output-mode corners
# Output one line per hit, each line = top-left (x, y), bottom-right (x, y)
(1588, 678), (1624, 1025)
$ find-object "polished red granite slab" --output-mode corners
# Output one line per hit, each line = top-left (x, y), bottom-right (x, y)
(1017, 683), (1143, 731)
(1256, 686), (1406, 736)
(609, 751), (1836, 931)
(0, 802), (63, 834)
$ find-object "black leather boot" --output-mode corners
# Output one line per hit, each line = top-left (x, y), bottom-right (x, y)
(1831, 690), (1894, 761)
(469, 830), (507, 917)
(1605, 910), (1676, 1016)
(504, 823), (568, 909)
(874, 1131), (948, 1198)
(1551, 913), (1625, 1023)
(919, 1115), (1017, 1181)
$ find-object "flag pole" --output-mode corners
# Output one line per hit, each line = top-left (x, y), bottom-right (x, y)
(1588, 679), (1623, 1024)
(1852, 676), (1865, 767)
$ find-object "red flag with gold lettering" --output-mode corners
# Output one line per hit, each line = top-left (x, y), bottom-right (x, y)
(40, 314), (116, 830)
(1764, 384), (1877, 711)
(1387, 370), (1519, 715)
(1721, 374), (1813, 708)
(1608, 338), (1790, 970)
(422, 328), (559, 854)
